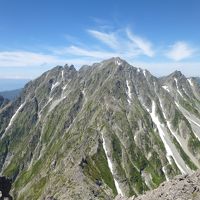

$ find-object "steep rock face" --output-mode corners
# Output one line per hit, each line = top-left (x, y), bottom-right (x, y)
(0, 58), (200, 199)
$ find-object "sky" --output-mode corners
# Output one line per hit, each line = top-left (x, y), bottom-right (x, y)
(0, 0), (200, 79)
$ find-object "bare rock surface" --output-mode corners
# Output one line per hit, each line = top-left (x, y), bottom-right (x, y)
(116, 170), (200, 200)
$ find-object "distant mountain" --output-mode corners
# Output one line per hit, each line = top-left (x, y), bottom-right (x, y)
(193, 77), (200, 85)
(0, 96), (9, 109)
(0, 89), (22, 100)
(0, 79), (29, 91)
(0, 58), (200, 200)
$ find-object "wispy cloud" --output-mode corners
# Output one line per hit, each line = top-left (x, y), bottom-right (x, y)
(0, 50), (102, 69)
(68, 46), (118, 58)
(126, 28), (155, 57)
(1, 25), (200, 79)
(0, 27), (156, 69)
(87, 29), (119, 49)
(165, 41), (196, 61)
(54, 45), (118, 59)
(55, 28), (155, 60)
(0, 51), (63, 67)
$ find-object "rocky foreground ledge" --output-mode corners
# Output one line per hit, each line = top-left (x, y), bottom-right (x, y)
(115, 170), (200, 200)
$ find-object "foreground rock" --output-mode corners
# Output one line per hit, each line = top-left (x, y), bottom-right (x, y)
(116, 170), (200, 200)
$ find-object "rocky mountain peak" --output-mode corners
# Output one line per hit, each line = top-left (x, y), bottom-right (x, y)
(105, 57), (125, 64)
(0, 58), (200, 200)
(171, 70), (183, 77)
(64, 64), (77, 72)
(163, 70), (186, 82)
(99, 57), (130, 69)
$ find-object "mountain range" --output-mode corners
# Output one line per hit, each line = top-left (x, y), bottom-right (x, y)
(0, 79), (29, 92)
(0, 57), (200, 200)
(0, 89), (22, 101)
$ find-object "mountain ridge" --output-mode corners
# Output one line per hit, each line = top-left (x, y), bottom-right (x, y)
(0, 57), (200, 199)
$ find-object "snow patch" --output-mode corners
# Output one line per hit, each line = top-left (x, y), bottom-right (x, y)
(147, 152), (152, 159)
(62, 83), (69, 91)
(82, 89), (87, 102)
(144, 101), (189, 174)
(174, 78), (184, 98)
(116, 60), (121, 65)
(193, 130), (200, 141)
(141, 171), (153, 189)
(187, 79), (194, 87)
(82, 90), (86, 96)
(126, 80), (132, 104)
(134, 133), (137, 141)
(159, 101), (182, 145)
(188, 118), (200, 128)
(177, 90), (184, 98)
(51, 81), (60, 91)
(162, 85), (170, 92)
(101, 133), (123, 196)
(174, 78), (178, 86)
(115, 58), (122, 66)
(2, 102), (26, 138)
(61, 70), (64, 81)
(175, 102), (200, 141)
(167, 121), (182, 145)
(162, 166), (169, 181)
(143, 70), (146, 77)
(49, 96), (67, 113)
(183, 88), (190, 97)
(38, 97), (53, 118)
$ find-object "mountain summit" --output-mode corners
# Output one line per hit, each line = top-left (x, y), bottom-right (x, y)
(0, 58), (200, 200)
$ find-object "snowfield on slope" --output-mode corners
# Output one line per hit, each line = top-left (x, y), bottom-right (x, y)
(144, 101), (192, 175)
(101, 132), (123, 196)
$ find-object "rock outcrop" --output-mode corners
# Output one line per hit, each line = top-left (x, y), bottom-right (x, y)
(115, 170), (200, 200)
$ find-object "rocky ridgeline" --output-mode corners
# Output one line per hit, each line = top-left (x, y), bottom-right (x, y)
(0, 57), (200, 199)
(115, 170), (200, 200)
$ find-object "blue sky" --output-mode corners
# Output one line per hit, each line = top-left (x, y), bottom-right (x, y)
(0, 0), (200, 79)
